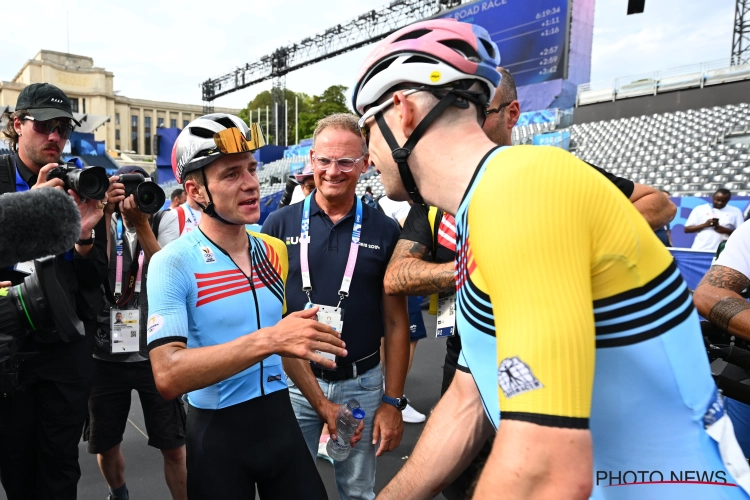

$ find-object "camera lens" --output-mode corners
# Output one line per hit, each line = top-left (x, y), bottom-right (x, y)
(69, 166), (109, 200)
(135, 182), (166, 214)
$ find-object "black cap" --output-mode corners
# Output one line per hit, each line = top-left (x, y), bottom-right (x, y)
(115, 165), (149, 177)
(16, 83), (81, 126)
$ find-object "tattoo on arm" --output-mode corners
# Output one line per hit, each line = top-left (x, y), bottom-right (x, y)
(385, 240), (455, 296)
(709, 297), (750, 332)
(699, 266), (750, 294)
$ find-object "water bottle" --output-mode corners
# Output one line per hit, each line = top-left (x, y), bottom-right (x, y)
(326, 399), (366, 461)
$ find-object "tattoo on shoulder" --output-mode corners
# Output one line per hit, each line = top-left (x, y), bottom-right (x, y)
(708, 297), (750, 332)
(700, 266), (750, 293)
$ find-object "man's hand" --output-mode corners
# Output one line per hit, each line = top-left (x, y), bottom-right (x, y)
(267, 306), (347, 368)
(372, 403), (404, 456)
(120, 194), (149, 228)
(105, 175), (126, 216)
(69, 190), (106, 238)
(30, 163), (65, 191)
(317, 400), (364, 448)
(0, 281), (10, 288)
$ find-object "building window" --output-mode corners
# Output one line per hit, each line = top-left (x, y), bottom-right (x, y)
(70, 99), (79, 113)
(183, 120), (189, 128)
(158, 117), (164, 127)
(170, 119), (177, 129)
(115, 129), (120, 140)
(144, 116), (152, 156)
(115, 113), (120, 125)
(131, 115), (138, 154)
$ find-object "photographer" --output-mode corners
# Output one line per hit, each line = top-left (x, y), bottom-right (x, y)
(695, 221), (750, 459)
(85, 166), (186, 500)
(0, 83), (109, 499)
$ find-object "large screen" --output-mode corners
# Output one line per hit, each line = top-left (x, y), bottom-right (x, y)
(439, 0), (571, 87)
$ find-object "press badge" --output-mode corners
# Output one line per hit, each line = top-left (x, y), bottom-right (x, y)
(110, 308), (140, 354)
(315, 305), (344, 364)
(436, 290), (456, 338)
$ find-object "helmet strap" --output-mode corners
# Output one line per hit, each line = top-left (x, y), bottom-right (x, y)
(374, 90), (460, 204)
(196, 168), (243, 226)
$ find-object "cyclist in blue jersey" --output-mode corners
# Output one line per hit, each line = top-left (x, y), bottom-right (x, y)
(146, 114), (349, 500)
(352, 18), (750, 500)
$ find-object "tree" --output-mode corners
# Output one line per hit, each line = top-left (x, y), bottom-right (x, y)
(238, 85), (350, 145)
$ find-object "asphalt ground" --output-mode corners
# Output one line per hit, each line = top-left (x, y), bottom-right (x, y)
(0, 311), (451, 500)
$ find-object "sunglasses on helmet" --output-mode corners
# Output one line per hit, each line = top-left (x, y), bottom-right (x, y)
(210, 123), (266, 155)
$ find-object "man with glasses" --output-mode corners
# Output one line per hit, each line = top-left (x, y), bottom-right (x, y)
(0, 83), (112, 499)
(262, 113), (410, 500)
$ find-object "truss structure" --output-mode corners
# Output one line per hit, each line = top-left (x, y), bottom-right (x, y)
(201, 0), (469, 105)
(733, 0), (750, 65)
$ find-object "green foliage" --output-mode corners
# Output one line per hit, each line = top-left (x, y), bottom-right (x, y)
(238, 85), (351, 145)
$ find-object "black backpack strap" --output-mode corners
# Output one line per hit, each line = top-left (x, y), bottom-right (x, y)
(150, 209), (169, 241)
(0, 155), (15, 194)
(432, 208), (443, 261)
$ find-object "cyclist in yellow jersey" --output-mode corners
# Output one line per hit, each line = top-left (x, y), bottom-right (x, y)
(353, 18), (750, 500)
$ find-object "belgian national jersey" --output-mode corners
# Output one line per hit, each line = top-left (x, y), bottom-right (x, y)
(146, 229), (288, 410)
(456, 145), (750, 499)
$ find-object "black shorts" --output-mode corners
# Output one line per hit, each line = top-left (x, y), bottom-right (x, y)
(186, 389), (327, 500)
(85, 359), (186, 454)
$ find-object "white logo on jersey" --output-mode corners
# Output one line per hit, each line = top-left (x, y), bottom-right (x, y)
(200, 246), (216, 264)
(498, 357), (543, 398)
(147, 314), (164, 338)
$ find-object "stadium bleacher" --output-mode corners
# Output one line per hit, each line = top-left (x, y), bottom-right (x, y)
(570, 102), (750, 197)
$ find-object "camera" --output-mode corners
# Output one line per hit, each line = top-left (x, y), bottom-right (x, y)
(47, 159), (109, 201)
(704, 321), (750, 405)
(278, 175), (299, 208)
(117, 173), (166, 214)
(0, 257), (85, 392)
(0, 257), (85, 351)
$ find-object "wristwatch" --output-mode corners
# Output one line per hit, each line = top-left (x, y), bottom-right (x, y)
(382, 394), (407, 411)
(77, 229), (95, 246)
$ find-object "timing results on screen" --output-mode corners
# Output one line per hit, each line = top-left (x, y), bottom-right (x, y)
(439, 0), (570, 87)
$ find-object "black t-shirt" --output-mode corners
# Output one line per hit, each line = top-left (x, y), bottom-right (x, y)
(399, 162), (636, 367)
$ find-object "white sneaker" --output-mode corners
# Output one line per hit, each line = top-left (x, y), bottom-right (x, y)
(402, 403), (426, 423)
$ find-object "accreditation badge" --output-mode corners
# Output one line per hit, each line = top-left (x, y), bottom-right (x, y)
(314, 304), (344, 365)
(436, 290), (456, 338)
(110, 308), (141, 354)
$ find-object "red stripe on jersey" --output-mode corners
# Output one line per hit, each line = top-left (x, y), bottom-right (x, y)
(196, 275), (247, 289)
(437, 214), (457, 252)
(195, 269), (244, 280)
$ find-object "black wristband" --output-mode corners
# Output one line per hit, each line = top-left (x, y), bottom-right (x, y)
(77, 229), (95, 245)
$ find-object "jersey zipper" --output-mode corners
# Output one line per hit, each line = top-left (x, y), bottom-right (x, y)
(248, 272), (264, 396)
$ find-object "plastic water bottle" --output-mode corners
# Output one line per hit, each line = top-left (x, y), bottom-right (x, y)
(326, 399), (366, 461)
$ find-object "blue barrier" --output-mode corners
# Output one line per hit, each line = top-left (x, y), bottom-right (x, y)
(533, 130), (570, 150)
(669, 248), (714, 291)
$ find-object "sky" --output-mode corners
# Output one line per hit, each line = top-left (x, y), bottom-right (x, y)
(0, 0), (734, 111)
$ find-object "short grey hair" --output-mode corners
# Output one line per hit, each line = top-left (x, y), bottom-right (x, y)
(312, 113), (367, 154)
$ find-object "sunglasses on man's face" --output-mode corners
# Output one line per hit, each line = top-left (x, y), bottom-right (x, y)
(23, 116), (74, 141)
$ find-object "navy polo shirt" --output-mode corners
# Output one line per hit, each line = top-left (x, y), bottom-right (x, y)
(262, 192), (400, 364)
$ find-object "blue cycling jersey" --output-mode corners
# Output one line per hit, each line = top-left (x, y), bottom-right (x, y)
(456, 146), (750, 499)
(147, 229), (289, 410)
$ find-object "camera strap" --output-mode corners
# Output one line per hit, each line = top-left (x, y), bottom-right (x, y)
(107, 216), (144, 307)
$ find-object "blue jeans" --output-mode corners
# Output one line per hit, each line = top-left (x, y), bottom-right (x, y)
(287, 363), (384, 500)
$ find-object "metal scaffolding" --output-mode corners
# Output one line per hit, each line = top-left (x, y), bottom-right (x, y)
(733, 0), (750, 65)
(200, 0), (467, 106)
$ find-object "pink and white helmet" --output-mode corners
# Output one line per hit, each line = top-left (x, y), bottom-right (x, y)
(352, 18), (501, 115)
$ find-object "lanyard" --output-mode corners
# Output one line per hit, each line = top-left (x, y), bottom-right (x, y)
(300, 195), (362, 307)
(114, 217), (144, 302)
(186, 203), (198, 224)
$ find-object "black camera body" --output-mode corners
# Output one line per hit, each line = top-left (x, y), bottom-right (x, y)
(0, 257), (86, 393)
(117, 173), (166, 214)
(277, 175), (299, 209)
(47, 159), (109, 201)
